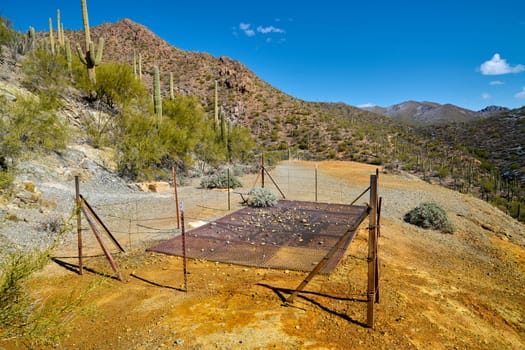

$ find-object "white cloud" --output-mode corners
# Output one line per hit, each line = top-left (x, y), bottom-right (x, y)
(239, 23), (255, 37)
(257, 25), (285, 34)
(358, 103), (376, 108)
(482, 93), (491, 100)
(480, 53), (525, 75)
(515, 87), (525, 99)
(489, 80), (505, 85)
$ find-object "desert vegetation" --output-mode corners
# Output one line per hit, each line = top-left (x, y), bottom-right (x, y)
(0, 7), (524, 348)
(1, 10), (524, 221)
(0, 12), (255, 188)
(404, 202), (454, 233)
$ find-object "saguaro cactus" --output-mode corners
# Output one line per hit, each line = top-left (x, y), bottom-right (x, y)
(57, 9), (63, 47)
(76, 0), (104, 84)
(61, 23), (65, 46)
(133, 50), (137, 78)
(65, 39), (72, 72)
(169, 72), (175, 100)
(220, 107), (227, 144)
(27, 26), (36, 51)
(48, 18), (55, 55)
(138, 53), (143, 80)
(214, 80), (219, 129)
(153, 66), (162, 118)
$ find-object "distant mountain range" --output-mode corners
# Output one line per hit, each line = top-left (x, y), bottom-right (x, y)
(361, 101), (509, 125)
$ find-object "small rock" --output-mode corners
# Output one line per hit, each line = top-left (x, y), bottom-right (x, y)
(481, 223), (496, 232)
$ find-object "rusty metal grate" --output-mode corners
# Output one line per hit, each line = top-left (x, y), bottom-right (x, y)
(147, 200), (368, 274)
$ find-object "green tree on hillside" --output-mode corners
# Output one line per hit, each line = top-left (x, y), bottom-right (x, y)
(21, 48), (70, 110)
(93, 62), (148, 109)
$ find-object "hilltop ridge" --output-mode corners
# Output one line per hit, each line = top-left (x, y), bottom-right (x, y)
(66, 19), (402, 157)
(360, 100), (507, 125)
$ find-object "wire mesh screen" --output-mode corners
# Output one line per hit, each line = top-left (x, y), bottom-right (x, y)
(147, 200), (368, 274)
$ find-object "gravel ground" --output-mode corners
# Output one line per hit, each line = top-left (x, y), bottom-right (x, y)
(2, 149), (524, 262)
(0, 143), (254, 258)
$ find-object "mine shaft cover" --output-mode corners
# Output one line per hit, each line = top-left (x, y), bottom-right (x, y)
(147, 200), (368, 274)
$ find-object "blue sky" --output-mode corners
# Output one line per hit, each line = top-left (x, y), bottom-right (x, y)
(2, 0), (525, 111)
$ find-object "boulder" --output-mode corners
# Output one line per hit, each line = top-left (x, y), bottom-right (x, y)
(131, 181), (171, 193)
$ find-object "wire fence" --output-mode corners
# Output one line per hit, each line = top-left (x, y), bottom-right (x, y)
(74, 161), (374, 254)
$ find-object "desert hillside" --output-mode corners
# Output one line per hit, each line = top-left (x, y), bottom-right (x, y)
(65, 18), (525, 220)
(0, 13), (524, 349)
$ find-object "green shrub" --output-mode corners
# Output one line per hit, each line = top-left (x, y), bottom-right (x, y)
(0, 213), (93, 347)
(0, 94), (68, 190)
(93, 62), (148, 109)
(246, 187), (277, 207)
(2, 94), (68, 154)
(21, 48), (69, 110)
(115, 110), (163, 179)
(228, 125), (256, 163)
(404, 202), (454, 233)
(0, 248), (50, 342)
(0, 248), (92, 347)
(200, 173), (242, 189)
(163, 96), (218, 166)
(115, 95), (238, 180)
(0, 168), (14, 190)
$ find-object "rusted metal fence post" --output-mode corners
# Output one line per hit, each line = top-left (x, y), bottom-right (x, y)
(261, 154), (265, 188)
(263, 167), (286, 199)
(367, 174), (378, 328)
(181, 201), (188, 292)
(376, 196), (382, 303)
(172, 166), (180, 229)
(82, 207), (124, 281)
(285, 208), (369, 305)
(315, 165), (318, 202)
(227, 168), (231, 211)
(75, 176), (83, 275)
(80, 195), (125, 253)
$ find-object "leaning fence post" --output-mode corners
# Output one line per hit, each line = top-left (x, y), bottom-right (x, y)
(75, 175), (83, 275)
(367, 174), (378, 328)
(172, 166), (180, 229)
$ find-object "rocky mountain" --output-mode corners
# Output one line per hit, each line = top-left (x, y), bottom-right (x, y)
(422, 106), (525, 182)
(65, 19), (412, 160)
(361, 101), (488, 125)
(478, 105), (510, 117)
